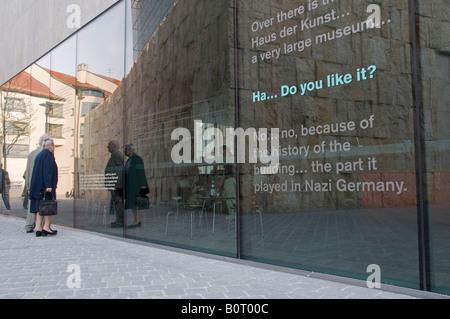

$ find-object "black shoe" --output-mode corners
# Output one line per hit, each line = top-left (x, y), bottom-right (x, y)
(50, 228), (58, 234)
(128, 222), (142, 229)
(111, 222), (124, 228)
(36, 231), (42, 237)
(42, 229), (57, 236)
(26, 229), (34, 233)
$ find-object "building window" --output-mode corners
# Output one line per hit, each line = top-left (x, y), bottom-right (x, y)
(81, 102), (100, 116)
(48, 124), (63, 138)
(83, 90), (104, 98)
(48, 103), (64, 118)
(6, 144), (28, 158)
(80, 144), (85, 159)
(79, 123), (85, 137)
(6, 121), (28, 136)
(4, 97), (26, 112)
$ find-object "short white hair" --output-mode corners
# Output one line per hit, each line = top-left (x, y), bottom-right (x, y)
(39, 134), (50, 147)
(42, 137), (54, 149)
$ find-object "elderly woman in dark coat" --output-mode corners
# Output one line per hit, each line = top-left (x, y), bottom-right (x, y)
(124, 144), (149, 228)
(29, 137), (58, 237)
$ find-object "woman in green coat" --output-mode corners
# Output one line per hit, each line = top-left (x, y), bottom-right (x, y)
(124, 144), (149, 228)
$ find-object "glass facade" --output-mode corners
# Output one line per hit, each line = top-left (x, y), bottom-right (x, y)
(0, 0), (449, 294)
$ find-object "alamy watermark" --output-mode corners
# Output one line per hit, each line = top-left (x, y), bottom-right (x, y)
(366, 264), (381, 289)
(66, 4), (81, 29)
(171, 120), (280, 174)
(66, 264), (82, 289)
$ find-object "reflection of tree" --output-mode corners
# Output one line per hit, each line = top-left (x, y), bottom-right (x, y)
(0, 77), (37, 169)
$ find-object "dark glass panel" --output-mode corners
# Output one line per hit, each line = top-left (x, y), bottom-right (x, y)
(237, 0), (420, 288)
(73, 1), (126, 236)
(0, 64), (35, 216)
(120, 0), (237, 257)
(416, 0), (450, 294)
(37, 38), (77, 227)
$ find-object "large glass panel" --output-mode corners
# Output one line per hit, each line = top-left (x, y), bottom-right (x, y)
(238, 0), (420, 288)
(3, 0), (449, 294)
(417, 0), (450, 294)
(33, 36), (78, 228)
(119, 0), (237, 256)
(0, 65), (35, 217)
(73, 1), (126, 236)
(0, 33), (78, 227)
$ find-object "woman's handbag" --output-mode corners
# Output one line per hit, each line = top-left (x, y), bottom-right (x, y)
(39, 192), (58, 216)
(136, 195), (149, 210)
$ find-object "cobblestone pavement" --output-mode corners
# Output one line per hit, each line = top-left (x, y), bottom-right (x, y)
(0, 215), (446, 302)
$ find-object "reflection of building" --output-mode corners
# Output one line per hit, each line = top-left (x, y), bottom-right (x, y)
(0, 0), (120, 86)
(0, 63), (119, 197)
(0, 71), (63, 195)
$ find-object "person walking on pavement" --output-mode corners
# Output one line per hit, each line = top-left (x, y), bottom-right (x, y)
(0, 163), (11, 210)
(29, 137), (59, 237)
(24, 134), (49, 233)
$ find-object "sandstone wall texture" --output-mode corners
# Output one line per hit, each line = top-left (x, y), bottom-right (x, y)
(83, 0), (449, 212)
(84, 0), (235, 204)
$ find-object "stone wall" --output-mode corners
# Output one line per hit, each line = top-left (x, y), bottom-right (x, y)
(416, 1), (450, 205)
(84, 0), (235, 204)
(83, 0), (449, 211)
(237, 0), (416, 212)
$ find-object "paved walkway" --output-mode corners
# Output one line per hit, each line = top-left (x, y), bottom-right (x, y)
(0, 215), (446, 301)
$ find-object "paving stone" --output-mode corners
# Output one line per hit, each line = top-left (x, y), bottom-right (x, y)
(0, 215), (444, 301)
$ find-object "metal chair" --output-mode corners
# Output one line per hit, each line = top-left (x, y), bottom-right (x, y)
(253, 209), (264, 238)
(165, 197), (194, 239)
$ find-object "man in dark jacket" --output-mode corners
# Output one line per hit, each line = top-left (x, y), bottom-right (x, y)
(0, 163), (11, 210)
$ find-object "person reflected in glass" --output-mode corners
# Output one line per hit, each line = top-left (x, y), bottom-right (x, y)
(0, 163), (11, 210)
(106, 140), (124, 228)
(222, 164), (236, 218)
(219, 146), (236, 217)
(124, 144), (149, 228)
(29, 137), (58, 237)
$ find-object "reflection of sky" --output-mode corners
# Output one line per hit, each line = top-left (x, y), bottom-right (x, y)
(37, 1), (133, 81)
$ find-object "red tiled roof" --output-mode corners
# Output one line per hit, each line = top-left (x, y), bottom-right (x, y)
(45, 68), (97, 90)
(43, 67), (120, 96)
(2, 65), (121, 101)
(95, 73), (122, 86)
(1, 71), (64, 101)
